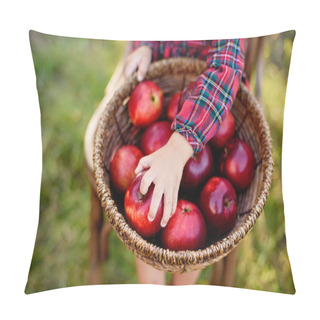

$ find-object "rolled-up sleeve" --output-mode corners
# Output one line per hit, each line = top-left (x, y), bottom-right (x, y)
(172, 39), (245, 153)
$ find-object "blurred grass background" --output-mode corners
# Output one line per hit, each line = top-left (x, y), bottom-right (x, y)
(25, 31), (295, 293)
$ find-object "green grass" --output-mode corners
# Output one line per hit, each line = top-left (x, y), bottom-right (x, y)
(26, 31), (127, 292)
(25, 31), (295, 294)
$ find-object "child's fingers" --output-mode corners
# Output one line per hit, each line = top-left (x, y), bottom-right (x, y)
(135, 155), (153, 175)
(139, 169), (155, 195)
(137, 54), (151, 82)
(124, 55), (139, 79)
(161, 187), (173, 228)
(124, 46), (152, 80)
(134, 159), (146, 175)
(147, 183), (163, 222)
(171, 186), (178, 217)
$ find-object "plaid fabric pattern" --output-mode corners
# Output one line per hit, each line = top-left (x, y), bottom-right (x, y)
(132, 40), (246, 153)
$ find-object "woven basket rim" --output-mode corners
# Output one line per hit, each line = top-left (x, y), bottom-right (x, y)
(93, 57), (274, 272)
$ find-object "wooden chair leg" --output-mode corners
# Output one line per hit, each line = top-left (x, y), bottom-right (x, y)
(211, 246), (239, 287)
(255, 37), (265, 108)
(88, 182), (104, 285)
(221, 246), (239, 287)
(99, 219), (112, 262)
(211, 259), (225, 286)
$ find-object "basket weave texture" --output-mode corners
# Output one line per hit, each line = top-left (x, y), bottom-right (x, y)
(93, 57), (273, 273)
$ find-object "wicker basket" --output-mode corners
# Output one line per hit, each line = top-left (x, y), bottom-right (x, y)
(93, 57), (273, 273)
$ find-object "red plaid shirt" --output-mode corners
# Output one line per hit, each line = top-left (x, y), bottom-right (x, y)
(132, 40), (246, 153)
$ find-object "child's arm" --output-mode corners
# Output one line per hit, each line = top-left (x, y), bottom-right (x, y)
(124, 40), (245, 228)
(172, 39), (246, 153)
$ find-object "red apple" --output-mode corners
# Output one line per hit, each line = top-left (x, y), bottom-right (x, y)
(124, 172), (163, 238)
(161, 199), (207, 251)
(220, 138), (255, 190)
(209, 112), (235, 148)
(179, 81), (198, 109)
(166, 91), (182, 122)
(140, 120), (172, 155)
(200, 177), (237, 236)
(110, 145), (143, 194)
(180, 145), (215, 191)
(128, 80), (164, 128)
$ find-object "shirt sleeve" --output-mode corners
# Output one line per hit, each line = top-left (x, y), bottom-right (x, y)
(172, 39), (245, 153)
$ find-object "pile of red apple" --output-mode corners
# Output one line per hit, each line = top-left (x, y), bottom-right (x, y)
(109, 80), (255, 251)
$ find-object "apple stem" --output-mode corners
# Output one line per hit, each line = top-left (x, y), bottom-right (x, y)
(224, 199), (234, 208)
(138, 192), (145, 201)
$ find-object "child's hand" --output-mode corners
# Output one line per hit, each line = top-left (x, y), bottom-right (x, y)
(124, 45), (152, 81)
(135, 132), (194, 228)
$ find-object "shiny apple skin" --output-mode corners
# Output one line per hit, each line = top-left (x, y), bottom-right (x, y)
(220, 138), (255, 190)
(124, 173), (162, 238)
(209, 112), (235, 149)
(110, 145), (143, 194)
(128, 80), (164, 128)
(200, 177), (237, 236)
(180, 145), (215, 191)
(167, 91), (182, 122)
(140, 120), (173, 155)
(161, 199), (207, 251)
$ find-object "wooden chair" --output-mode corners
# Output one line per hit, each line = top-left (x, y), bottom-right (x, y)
(210, 36), (265, 287)
(84, 38), (265, 285)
